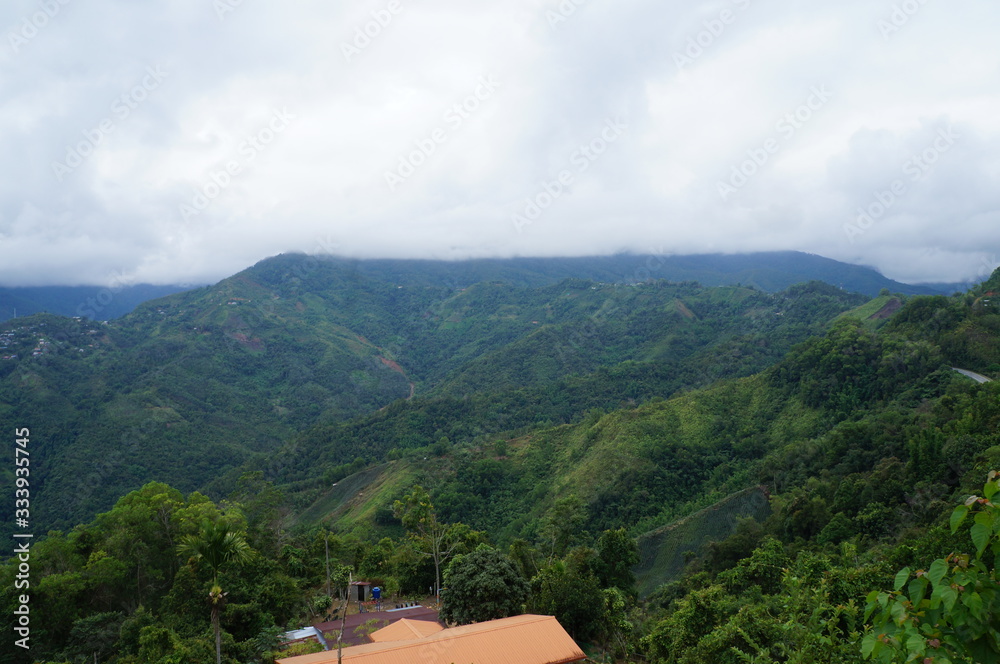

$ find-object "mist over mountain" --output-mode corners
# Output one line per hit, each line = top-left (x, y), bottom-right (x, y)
(0, 250), (963, 329)
(282, 251), (963, 296)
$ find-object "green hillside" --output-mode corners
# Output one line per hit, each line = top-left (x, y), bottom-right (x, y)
(282, 306), (962, 548)
(0, 250), (958, 326)
(343, 251), (957, 296)
(3, 265), (1000, 663)
(635, 486), (773, 597)
(269, 276), (1000, 661)
(0, 256), (870, 539)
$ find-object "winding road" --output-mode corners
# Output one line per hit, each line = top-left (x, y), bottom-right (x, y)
(952, 367), (994, 384)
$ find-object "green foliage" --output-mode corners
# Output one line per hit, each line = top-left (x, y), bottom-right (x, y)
(600, 586), (640, 660)
(440, 545), (529, 625)
(540, 495), (587, 561)
(7, 258), (1000, 664)
(0, 484), (309, 664)
(643, 547), (867, 664)
(863, 474), (1000, 663)
(392, 486), (482, 596)
(527, 549), (605, 642)
(636, 488), (773, 597)
(595, 528), (640, 596)
(717, 537), (789, 595)
(178, 520), (253, 585)
(178, 519), (255, 664)
(64, 611), (125, 662)
(0, 260), (870, 543)
(818, 512), (857, 545)
(135, 624), (219, 664)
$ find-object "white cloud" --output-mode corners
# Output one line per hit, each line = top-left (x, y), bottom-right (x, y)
(0, 0), (998, 286)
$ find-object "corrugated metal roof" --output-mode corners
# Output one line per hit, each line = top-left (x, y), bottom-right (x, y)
(276, 614), (586, 664)
(283, 626), (324, 642)
(369, 618), (444, 642)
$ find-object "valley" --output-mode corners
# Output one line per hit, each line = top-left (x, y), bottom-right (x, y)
(2, 254), (1000, 663)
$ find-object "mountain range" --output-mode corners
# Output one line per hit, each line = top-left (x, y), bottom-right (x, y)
(0, 250), (971, 325)
(1, 251), (895, 540)
(4, 252), (1000, 663)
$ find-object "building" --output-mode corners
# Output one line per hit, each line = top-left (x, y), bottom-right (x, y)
(277, 614), (586, 664)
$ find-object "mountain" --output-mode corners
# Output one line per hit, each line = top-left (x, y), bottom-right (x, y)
(0, 249), (963, 328)
(318, 251), (961, 296)
(0, 284), (195, 322)
(5, 257), (1000, 663)
(278, 306), (959, 543)
(0, 254), (872, 541)
(276, 268), (1000, 590)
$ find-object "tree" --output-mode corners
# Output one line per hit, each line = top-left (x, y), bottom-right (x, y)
(64, 611), (124, 662)
(93, 482), (189, 608)
(600, 587), (637, 661)
(509, 538), (542, 579)
(393, 486), (479, 597)
(527, 549), (605, 641)
(863, 472), (1000, 663)
(539, 494), (587, 561)
(230, 471), (287, 556)
(595, 528), (639, 596)
(178, 520), (253, 664)
(440, 545), (529, 625)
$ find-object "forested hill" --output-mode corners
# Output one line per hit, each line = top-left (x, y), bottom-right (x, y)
(252, 269), (1000, 548)
(252, 268), (1000, 662)
(0, 254), (872, 540)
(273, 251), (955, 296)
(0, 250), (957, 327)
(3, 265), (1000, 663)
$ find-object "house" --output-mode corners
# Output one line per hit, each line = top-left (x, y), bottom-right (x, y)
(368, 618), (443, 643)
(276, 614), (586, 664)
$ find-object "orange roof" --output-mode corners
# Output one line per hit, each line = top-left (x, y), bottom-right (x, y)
(368, 618), (444, 643)
(276, 614), (585, 664)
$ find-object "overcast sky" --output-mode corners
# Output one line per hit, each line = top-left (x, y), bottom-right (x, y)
(1, 0), (998, 287)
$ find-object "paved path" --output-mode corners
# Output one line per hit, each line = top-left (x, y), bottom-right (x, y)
(952, 367), (993, 384)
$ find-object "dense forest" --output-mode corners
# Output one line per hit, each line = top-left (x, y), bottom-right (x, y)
(3, 257), (1000, 663)
(0, 254), (873, 541)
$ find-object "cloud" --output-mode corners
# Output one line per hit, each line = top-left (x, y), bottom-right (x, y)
(0, 0), (998, 286)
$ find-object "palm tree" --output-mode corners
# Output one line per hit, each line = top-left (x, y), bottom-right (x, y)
(178, 520), (253, 664)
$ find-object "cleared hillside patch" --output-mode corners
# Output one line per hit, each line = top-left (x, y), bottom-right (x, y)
(634, 486), (772, 597)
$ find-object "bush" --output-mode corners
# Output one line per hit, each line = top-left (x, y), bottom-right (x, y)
(440, 545), (528, 625)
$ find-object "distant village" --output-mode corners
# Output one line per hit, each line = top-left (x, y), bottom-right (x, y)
(0, 319), (104, 361)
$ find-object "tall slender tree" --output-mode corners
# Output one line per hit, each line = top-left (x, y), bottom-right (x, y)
(178, 520), (253, 664)
(393, 486), (478, 598)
